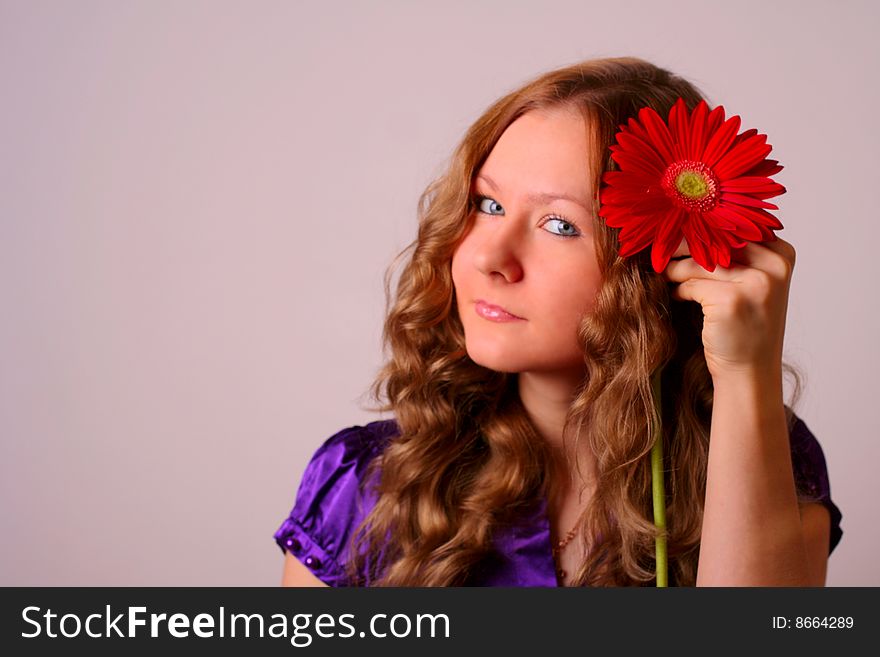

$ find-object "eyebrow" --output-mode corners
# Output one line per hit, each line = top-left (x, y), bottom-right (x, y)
(476, 173), (590, 211)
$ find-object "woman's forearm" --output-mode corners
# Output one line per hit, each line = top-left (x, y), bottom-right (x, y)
(695, 367), (810, 586)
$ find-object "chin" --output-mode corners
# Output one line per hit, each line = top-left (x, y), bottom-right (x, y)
(465, 340), (587, 377)
(464, 343), (528, 374)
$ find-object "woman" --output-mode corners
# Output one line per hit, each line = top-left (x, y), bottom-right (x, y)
(274, 56), (842, 586)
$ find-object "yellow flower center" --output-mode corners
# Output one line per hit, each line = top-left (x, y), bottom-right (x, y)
(675, 171), (710, 199)
(661, 160), (720, 212)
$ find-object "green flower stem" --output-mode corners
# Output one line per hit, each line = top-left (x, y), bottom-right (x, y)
(651, 367), (668, 587)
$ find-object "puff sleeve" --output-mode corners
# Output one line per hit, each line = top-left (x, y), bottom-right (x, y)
(273, 420), (395, 586)
(789, 413), (843, 555)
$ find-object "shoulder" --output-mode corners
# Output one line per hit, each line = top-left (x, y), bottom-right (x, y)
(273, 418), (400, 586)
(297, 419), (399, 497)
(786, 411), (843, 555)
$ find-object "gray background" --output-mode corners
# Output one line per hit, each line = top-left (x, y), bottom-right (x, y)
(1, 0), (876, 585)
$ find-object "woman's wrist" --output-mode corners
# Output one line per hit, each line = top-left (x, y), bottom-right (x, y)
(710, 362), (784, 398)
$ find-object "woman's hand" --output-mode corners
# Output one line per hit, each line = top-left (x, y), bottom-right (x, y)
(662, 236), (797, 382)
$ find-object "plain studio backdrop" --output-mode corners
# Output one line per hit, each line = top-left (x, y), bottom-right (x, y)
(0, 0), (876, 586)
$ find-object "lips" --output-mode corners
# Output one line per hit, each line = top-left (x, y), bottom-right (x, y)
(474, 299), (525, 321)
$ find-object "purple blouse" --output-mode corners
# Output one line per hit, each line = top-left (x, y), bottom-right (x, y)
(274, 416), (843, 586)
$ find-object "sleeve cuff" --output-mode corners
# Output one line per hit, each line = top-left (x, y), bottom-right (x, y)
(274, 516), (349, 586)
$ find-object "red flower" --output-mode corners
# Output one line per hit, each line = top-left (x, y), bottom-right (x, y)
(598, 98), (786, 273)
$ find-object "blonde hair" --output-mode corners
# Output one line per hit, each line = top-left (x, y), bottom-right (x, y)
(347, 56), (805, 586)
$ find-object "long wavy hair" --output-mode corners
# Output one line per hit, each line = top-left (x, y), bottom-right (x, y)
(346, 56), (806, 586)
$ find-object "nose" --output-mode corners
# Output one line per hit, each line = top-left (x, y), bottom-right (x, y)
(472, 218), (524, 283)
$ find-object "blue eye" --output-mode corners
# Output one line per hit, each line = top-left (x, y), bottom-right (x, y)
(473, 194), (581, 239)
(476, 195), (504, 215)
(543, 218), (580, 237)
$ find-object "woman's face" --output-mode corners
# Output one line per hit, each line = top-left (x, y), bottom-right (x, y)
(451, 107), (603, 377)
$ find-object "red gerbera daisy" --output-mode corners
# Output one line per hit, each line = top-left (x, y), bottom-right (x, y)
(598, 98), (786, 273)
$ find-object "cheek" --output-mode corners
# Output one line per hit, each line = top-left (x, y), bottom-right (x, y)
(450, 239), (473, 291)
(537, 263), (602, 321)
(547, 297), (591, 337)
(450, 252), (464, 294)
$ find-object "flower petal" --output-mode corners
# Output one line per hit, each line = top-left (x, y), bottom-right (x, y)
(713, 134), (772, 180)
(612, 150), (666, 179)
(703, 220), (734, 271)
(601, 191), (671, 213)
(614, 132), (668, 174)
(743, 158), (783, 177)
(718, 202), (784, 230)
(704, 208), (738, 230)
(618, 214), (666, 256)
(601, 175), (660, 195)
(602, 170), (653, 189)
(711, 204), (768, 240)
(651, 208), (685, 272)
(705, 105), (726, 140)
(600, 195), (669, 227)
(714, 241), (732, 268)
(701, 114), (742, 167)
(598, 209), (631, 228)
(619, 239), (649, 258)
(720, 192), (780, 210)
(639, 106), (677, 164)
(682, 218), (715, 272)
(625, 116), (652, 144)
(686, 100), (710, 160)
(730, 128), (758, 148)
(720, 176), (786, 197)
(668, 98), (690, 160)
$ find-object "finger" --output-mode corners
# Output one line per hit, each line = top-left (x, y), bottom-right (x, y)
(665, 255), (746, 283)
(730, 238), (796, 278)
(671, 277), (736, 305)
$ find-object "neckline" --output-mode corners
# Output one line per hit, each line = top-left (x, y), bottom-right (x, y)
(374, 419), (565, 586)
(534, 492), (565, 586)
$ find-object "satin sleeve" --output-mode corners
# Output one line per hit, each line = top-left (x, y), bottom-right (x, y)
(273, 421), (394, 586)
(789, 413), (843, 555)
